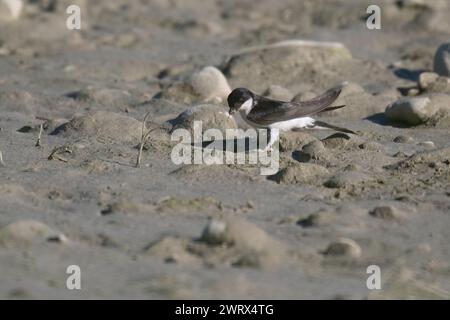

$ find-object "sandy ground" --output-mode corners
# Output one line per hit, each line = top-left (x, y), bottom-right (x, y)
(1, 0), (450, 299)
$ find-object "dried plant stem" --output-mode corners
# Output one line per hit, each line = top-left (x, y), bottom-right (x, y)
(0, 148), (4, 167)
(136, 112), (155, 168)
(35, 123), (43, 147)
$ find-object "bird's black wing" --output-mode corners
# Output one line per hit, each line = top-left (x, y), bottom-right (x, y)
(247, 87), (343, 126)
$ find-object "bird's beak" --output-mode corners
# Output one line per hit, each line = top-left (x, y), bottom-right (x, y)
(228, 109), (235, 118)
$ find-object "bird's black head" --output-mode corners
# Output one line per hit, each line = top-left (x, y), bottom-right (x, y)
(227, 87), (255, 115)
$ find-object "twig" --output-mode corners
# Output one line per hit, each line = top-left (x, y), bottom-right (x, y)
(48, 145), (72, 162)
(35, 123), (43, 147)
(0, 148), (4, 167)
(136, 112), (157, 168)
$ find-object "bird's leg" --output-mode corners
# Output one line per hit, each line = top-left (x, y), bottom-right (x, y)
(260, 128), (279, 152)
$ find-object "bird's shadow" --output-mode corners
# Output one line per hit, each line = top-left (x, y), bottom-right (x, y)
(190, 136), (268, 153)
(365, 113), (414, 128)
(392, 68), (425, 82)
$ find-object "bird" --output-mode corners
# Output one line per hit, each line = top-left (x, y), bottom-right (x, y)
(227, 86), (356, 150)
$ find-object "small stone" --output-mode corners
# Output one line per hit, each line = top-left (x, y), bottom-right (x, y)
(303, 140), (325, 153)
(393, 151), (408, 158)
(65, 87), (134, 108)
(418, 141), (435, 149)
(199, 217), (288, 269)
(51, 111), (143, 143)
(201, 219), (227, 245)
(171, 104), (237, 135)
(0, 220), (61, 248)
(270, 163), (329, 184)
(1, 0), (23, 20)
(297, 210), (334, 227)
(385, 96), (435, 125)
(323, 238), (362, 259)
(321, 133), (351, 149)
(434, 42), (450, 77)
(358, 141), (385, 152)
(407, 88), (420, 97)
(427, 76), (450, 94)
(300, 140), (327, 160)
(188, 66), (232, 103)
(263, 85), (294, 101)
(324, 171), (373, 189)
(339, 82), (366, 97)
(145, 236), (199, 265)
(279, 131), (316, 152)
(369, 206), (401, 221)
(393, 135), (414, 143)
(418, 72), (439, 91)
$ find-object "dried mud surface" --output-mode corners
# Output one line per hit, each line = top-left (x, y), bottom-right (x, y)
(0, 0), (450, 299)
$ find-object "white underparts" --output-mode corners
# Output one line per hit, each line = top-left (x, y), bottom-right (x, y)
(268, 117), (316, 131)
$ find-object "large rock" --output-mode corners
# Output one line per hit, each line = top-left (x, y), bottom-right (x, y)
(328, 82), (397, 119)
(434, 42), (450, 77)
(224, 40), (353, 92)
(385, 94), (450, 125)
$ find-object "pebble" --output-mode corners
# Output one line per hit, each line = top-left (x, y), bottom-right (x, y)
(369, 206), (401, 221)
(65, 87), (135, 108)
(323, 238), (362, 259)
(1, 0), (23, 20)
(434, 42), (450, 77)
(200, 217), (288, 269)
(393, 151), (408, 158)
(297, 210), (335, 227)
(393, 135), (414, 143)
(385, 96), (435, 125)
(171, 104), (237, 135)
(51, 111), (143, 143)
(324, 171), (373, 189)
(298, 140), (328, 161)
(426, 76), (450, 94)
(188, 66), (231, 103)
(321, 133), (351, 149)
(407, 88), (420, 96)
(418, 141), (435, 149)
(146, 236), (199, 265)
(270, 163), (329, 184)
(0, 220), (62, 248)
(279, 131), (316, 152)
(201, 219), (227, 245)
(418, 72), (439, 91)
